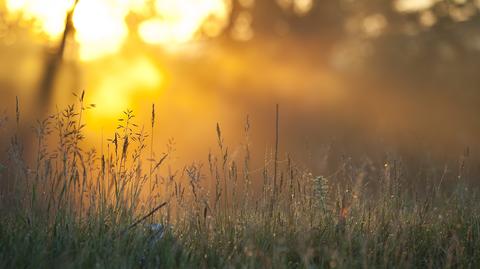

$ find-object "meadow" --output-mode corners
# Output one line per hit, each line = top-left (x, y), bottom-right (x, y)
(0, 93), (479, 268)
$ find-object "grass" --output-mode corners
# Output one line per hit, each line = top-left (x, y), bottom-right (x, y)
(0, 93), (479, 268)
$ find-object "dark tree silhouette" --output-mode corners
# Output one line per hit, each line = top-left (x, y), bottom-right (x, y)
(38, 0), (79, 108)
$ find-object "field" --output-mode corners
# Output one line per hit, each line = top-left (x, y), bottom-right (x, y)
(0, 95), (478, 269)
(3, 0), (480, 268)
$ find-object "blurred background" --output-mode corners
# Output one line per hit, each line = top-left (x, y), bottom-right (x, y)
(1, 0), (480, 175)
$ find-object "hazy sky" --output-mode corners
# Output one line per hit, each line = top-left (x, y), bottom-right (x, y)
(1, 0), (480, 173)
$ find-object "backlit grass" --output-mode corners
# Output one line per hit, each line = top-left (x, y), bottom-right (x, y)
(0, 94), (479, 268)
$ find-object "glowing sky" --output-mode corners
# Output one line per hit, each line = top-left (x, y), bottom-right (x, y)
(5, 0), (232, 60)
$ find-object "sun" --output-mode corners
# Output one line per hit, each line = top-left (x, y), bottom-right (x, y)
(138, 0), (231, 46)
(4, 0), (232, 60)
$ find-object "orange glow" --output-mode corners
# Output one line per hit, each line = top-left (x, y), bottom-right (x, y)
(85, 56), (164, 125)
(5, 0), (75, 38)
(276, 0), (314, 15)
(138, 0), (230, 46)
(5, 0), (232, 60)
(72, 0), (130, 61)
(394, 0), (436, 13)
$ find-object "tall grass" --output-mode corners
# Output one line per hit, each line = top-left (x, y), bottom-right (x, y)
(0, 95), (479, 268)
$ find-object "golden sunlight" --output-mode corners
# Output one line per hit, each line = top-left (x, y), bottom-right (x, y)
(72, 0), (130, 61)
(5, 0), (76, 38)
(138, 0), (230, 46)
(4, 1), (480, 267)
(394, 0), (436, 13)
(5, 0), (232, 60)
(86, 56), (164, 125)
